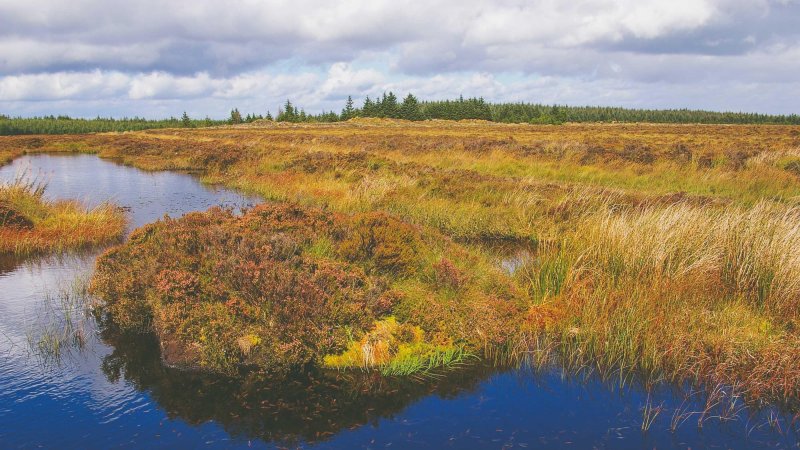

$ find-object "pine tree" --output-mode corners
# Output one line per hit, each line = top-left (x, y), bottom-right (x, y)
(277, 100), (297, 122)
(341, 95), (355, 120)
(229, 108), (243, 124)
(284, 100), (294, 119)
(400, 94), (421, 121)
(380, 92), (399, 118)
(181, 111), (191, 128)
(362, 96), (375, 117)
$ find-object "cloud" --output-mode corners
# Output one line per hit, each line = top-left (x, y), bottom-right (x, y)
(0, 70), (129, 101)
(3, 0), (796, 75)
(0, 0), (798, 116)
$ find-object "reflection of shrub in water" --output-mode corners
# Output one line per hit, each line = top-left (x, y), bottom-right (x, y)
(99, 327), (495, 446)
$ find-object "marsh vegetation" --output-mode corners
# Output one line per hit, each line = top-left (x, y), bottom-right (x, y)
(0, 175), (126, 256)
(3, 120), (800, 443)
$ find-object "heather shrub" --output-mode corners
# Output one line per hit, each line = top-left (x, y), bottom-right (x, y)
(91, 203), (524, 375)
(431, 258), (466, 291)
(339, 212), (421, 276)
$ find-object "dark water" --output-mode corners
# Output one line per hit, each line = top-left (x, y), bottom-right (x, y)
(0, 154), (798, 449)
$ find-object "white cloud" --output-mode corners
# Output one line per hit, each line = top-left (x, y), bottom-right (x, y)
(0, 70), (129, 101)
(0, 0), (791, 75)
(0, 0), (798, 115)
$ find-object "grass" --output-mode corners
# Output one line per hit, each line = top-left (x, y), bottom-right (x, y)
(2, 120), (800, 409)
(514, 199), (800, 408)
(25, 274), (96, 366)
(0, 176), (126, 256)
(323, 317), (472, 377)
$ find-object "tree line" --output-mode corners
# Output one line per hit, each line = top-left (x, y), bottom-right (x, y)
(270, 94), (800, 125)
(3, 95), (799, 135)
(0, 114), (230, 135)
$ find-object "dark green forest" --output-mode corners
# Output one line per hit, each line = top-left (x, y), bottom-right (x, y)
(275, 94), (800, 125)
(0, 114), (229, 135)
(3, 93), (799, 135)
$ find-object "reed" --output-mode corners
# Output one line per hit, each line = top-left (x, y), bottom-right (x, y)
(26, 274), (96, 365)
(0, 176), (126, 256)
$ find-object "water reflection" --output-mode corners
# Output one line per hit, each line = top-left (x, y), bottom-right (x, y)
(100, 328), (496, 446)
(0, 253), (22, 276)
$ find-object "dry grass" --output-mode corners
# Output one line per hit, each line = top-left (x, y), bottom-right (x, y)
(0, 177), (126, 256)
(515, 198), (800, 408)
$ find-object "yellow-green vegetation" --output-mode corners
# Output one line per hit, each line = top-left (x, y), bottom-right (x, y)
(515, 200), (800, 405)
(4, 120), (800, 407)
(0, 178), (126, 256)
(323, 317), (469, 376)
(89, 203), (523, 375)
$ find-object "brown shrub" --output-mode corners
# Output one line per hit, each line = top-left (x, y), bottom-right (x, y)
(620, 143), (656, 165)
(339, 212), (421, 276)
(155, 269), (200, 303)
(91, 202), (525, 375)
(433, 258), (466, 290)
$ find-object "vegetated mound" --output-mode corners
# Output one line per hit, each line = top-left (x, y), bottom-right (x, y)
(0, 200), (34, 229)
(90, 203), (527, 375)
(0, 179), (126, 256)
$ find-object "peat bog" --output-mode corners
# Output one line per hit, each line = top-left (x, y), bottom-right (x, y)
(2, 120), (800, 448)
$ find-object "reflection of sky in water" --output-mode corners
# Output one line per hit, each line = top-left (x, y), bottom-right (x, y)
(0, 154), (259, 229)
(0, 155), (261, 447)
(0, 155), (796, 448)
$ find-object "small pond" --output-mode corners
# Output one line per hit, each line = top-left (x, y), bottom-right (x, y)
(0, 154), (797, 448)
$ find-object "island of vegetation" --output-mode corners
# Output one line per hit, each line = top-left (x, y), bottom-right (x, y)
(0, 177), (126, 256)
(90, 203), (526, 375)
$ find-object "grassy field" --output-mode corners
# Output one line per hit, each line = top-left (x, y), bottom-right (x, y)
(0, 177), (126, 256)
(2, 119), (800, 407)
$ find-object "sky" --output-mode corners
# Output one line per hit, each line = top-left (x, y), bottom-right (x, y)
(0, 0), (799, 118)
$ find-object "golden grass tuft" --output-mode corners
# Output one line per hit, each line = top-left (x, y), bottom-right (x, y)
(0, 178), (126, 256)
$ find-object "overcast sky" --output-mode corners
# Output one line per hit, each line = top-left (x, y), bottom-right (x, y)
(1, 0), (799, 118)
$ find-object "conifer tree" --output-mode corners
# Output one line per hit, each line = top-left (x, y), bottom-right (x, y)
(400, 94), (422, 121)
(341, 95), (356, 120)
(229, 108), (243, 124)
(362, 96), (375, 117)
(277, 100), (297, 122)
(384, 92), (399, 118)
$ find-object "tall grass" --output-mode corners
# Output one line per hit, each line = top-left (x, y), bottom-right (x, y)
(515, 197), (800, 407)
(0, 176), (126, 256)
(26, 274), (96, 365)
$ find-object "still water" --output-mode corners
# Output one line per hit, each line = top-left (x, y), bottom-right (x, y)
(0, 154), (797, 449)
